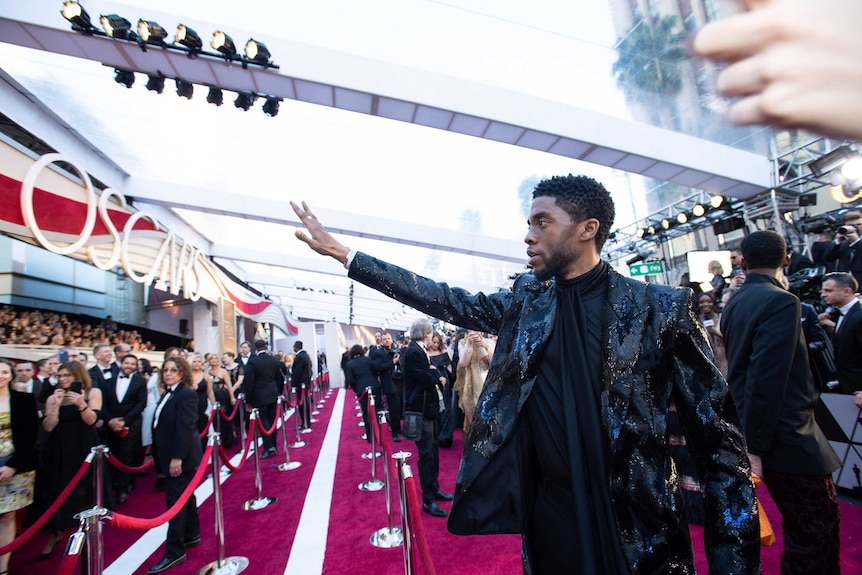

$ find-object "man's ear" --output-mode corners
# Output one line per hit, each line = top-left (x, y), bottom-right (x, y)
(580, 219), (600, 241)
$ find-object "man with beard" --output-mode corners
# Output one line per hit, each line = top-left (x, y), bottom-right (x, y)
(289, 174), (758, 574)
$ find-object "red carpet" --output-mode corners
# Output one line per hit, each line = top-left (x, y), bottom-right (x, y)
(11, 388), (862, 574)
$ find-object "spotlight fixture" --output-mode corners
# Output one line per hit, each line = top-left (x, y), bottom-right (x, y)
(234, 92), (256, 111)
(709, 195), (726, 209)
(808, 145), (855, 178)
(676, 212), (689, 225)
(244, 39), (271, 64)
(145, 74), (165, 93)
(660, 218), (672, 230)
(100, 14), (132, 39)
(175, 79), (194, 99)
(175, 24), (202, 51)
(113, 68), (135, 88)
(840, 156), (862, 181)
(206, 87), (224, 106)
(61, 1), (94, 31)
(635, 227), (646, 239)
(691, 203), (706, 218)
(262, 97), (280, 117)
(211, 31), (237, 57)
(647, 224), (656, 235)
(137, 19), (167, 45)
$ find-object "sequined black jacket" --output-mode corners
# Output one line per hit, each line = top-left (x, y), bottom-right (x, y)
(349, 252), (760, 575)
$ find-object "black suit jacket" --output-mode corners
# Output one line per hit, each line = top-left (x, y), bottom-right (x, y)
(88, 363), (119, 391)
(243, 352), (282, 408)
(832, 300), (862, 394)
(370, 345), (397, 394)
(402, 341), (440, 420)
(153, 385), (202, 474)
(291, 350), (312, 389)
(101, 373), (148, 427)
(345, 355), (380, 395)
(721, 273), (840, 475)
(8, 390), (39, 473)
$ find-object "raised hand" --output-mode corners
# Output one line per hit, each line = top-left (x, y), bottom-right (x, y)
(290, 201), (351, 264)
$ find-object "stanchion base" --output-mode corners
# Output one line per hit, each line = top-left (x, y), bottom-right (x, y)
(289, 441), (307, 448)
(243, 496), (278, 511)
(369, 526), (404, 549)
(310, 418), (319, 423)
(300, 428), (313, 434)
(195, 556), (250, 575)
(359, 479), (385, 492)
(357, 422), (365, 427)
(356, 412), (363, 417)
(312, 410), (320, 415)
(361, 451), (382, 459)
(277, 461), (302, 471)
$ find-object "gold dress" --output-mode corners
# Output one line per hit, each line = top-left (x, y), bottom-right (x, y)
(0, 410), (35, 514)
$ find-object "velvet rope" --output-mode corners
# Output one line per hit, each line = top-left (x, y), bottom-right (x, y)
(295, 388), (304, 407)
(256, 401), (283, 436)
(369, 402), (382, 445)
(105, 453), (155, 474)
(217, 400), (241, 421)
(198, 409), (217, 438)
(217, 428), (256, 472)
(357, 390), (368, 400)
(0, 456), (92, 556)
(107, 444), (214, 530)
(405, 475), (437, 575)
(57, 552), (81, 575)
(282, 394), (296, 410)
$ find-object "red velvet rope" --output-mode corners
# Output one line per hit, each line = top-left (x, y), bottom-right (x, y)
(295, 388), (304, 407)
(255, 401), (283, 436)
(405, 475), (437, 575)
(369, 402), (381, 445)
(282, 394), (296, 409)
(105, 453), (155, 474)
(217, 400), (241, 421)
(0, 456), (92, 556)
(107, 444), (214, 530)
(217, 428), (256, 472)
(198, 409), (217, 438)
(357, 390), (368, 400)
(57, 552), (81, 575)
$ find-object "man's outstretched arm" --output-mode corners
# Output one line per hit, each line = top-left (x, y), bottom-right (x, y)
(290, 201), (351, 264)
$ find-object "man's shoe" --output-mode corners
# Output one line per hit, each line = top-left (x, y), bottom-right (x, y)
(183, 535), (202, 548)
(422, 502), (448, 517)
(392, 434), (402, 442)
(260, 449), (276, 460)
(147, 553), (187, 574)
(118, 491), (129, 505)
(434, 490), (454, 501)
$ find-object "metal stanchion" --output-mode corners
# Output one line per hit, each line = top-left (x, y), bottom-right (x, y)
(370, 411), (403, 548)
(359, 391), (385, 492)
(89, 444), (108, 572)
(311, 380), (320, 415)
(237, 394), (247, 453)
(300, 387), (313, 433)
(77, 506), (108, 575)
(394, 452), (414, 575)
(212, 402), (231, 477)
(277, 396), (301, 472)
(243, 410), (277, 511)
(196, 434), (249, 575)
(289, 392), (307, 448)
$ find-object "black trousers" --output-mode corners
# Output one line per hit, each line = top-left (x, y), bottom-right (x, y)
(256, 402), (277, 451)
(385, 392), (402, 435)
(415, 418), (440, 504)
(164, 468), (199, 558)
(106, 421), (142, 494)
(359, 389), (383, 443)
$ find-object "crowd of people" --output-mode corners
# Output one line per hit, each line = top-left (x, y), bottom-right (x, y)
(0, 307), (155, 351)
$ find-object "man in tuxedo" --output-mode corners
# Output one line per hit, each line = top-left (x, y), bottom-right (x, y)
(242, 340), (282, 458)
(291, 341), (313, 430)
(824, 210), (862, 287)
(103, 354), (148, 504)
(113, 342), (132, 369)
(149, 357), (201, 574)
(238, 341), (252, 366)
(370, 333), (403, 441)
(89, 343), (118, 390)
(13, 361), (43, 412)
(722, 230), (841, 574)
(819, 271), (862, 395)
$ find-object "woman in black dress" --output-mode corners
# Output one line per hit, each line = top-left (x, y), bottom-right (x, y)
(206, 353), (235, 448)
(189, 354), (214, 450)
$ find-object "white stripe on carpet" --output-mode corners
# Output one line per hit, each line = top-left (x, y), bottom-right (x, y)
(282, 388), (345, 575)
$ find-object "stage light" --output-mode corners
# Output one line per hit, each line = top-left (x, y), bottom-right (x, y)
(676, 212), (689, 224)
(635, 228), (646, 238)
(137, 19), (167, 45)
(660, 218), (672, 230)
(808, 145), (855, 178)
(244, 39), (271, 64)
(262, 98), (280, 117)
(175, 24), (202, 51)
(145, 74), (165, 93)
(211, 31), (237, 57)
(207, 87), (224, 106)
(647, 224), (656, 235)
(840, 156), (862, 181)
(61, 1), (94, 31)
(234, 92), (256, 111)
(175, 79), (194, 99)
(113, 69), (135, 88)
(691, 203), (706, 218)
(100, 14), (132, 39)
(709, 195), (726, 209)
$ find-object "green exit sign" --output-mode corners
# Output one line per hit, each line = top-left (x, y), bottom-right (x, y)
(629, 261), (664, 277)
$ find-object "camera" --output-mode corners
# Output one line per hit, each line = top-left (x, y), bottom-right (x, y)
(838, 225), (857, 235)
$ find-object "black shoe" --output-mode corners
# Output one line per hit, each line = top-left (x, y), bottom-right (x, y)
(392, 434), (402, 442)
(434, 490), (454, 501)
(147, 554), (187, 574)
(422, 502), (448, 517)
(260, 448), (277, 460)
(118, 491), (129, 505)
(183, 535), (202, 548)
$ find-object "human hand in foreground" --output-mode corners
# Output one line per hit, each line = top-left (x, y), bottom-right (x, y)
(693, 0), (862, 141)
(290, 201), (351, 264)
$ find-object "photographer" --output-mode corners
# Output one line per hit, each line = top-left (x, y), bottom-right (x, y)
(824, 211), (862, 288)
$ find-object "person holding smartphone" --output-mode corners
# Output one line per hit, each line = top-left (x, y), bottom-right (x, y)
(38, 361), (102, 561)
(697, 292), (728, 379)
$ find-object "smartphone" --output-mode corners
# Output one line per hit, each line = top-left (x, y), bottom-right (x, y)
(59, 350), (70, 363)
(69, 381), (83, 394)
(702, 319), (715, 328)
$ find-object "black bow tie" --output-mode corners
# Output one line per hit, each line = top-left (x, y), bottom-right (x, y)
(102, 368), (112, 374)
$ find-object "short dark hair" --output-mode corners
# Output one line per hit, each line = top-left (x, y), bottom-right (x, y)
(532, 174), (616, 251)
(349, 344), (364, 359)
(823, 271), (859, 293)
(740, 231), (786, 270)
(254, 339), (267, 351)
(294, 340), (303, 350)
